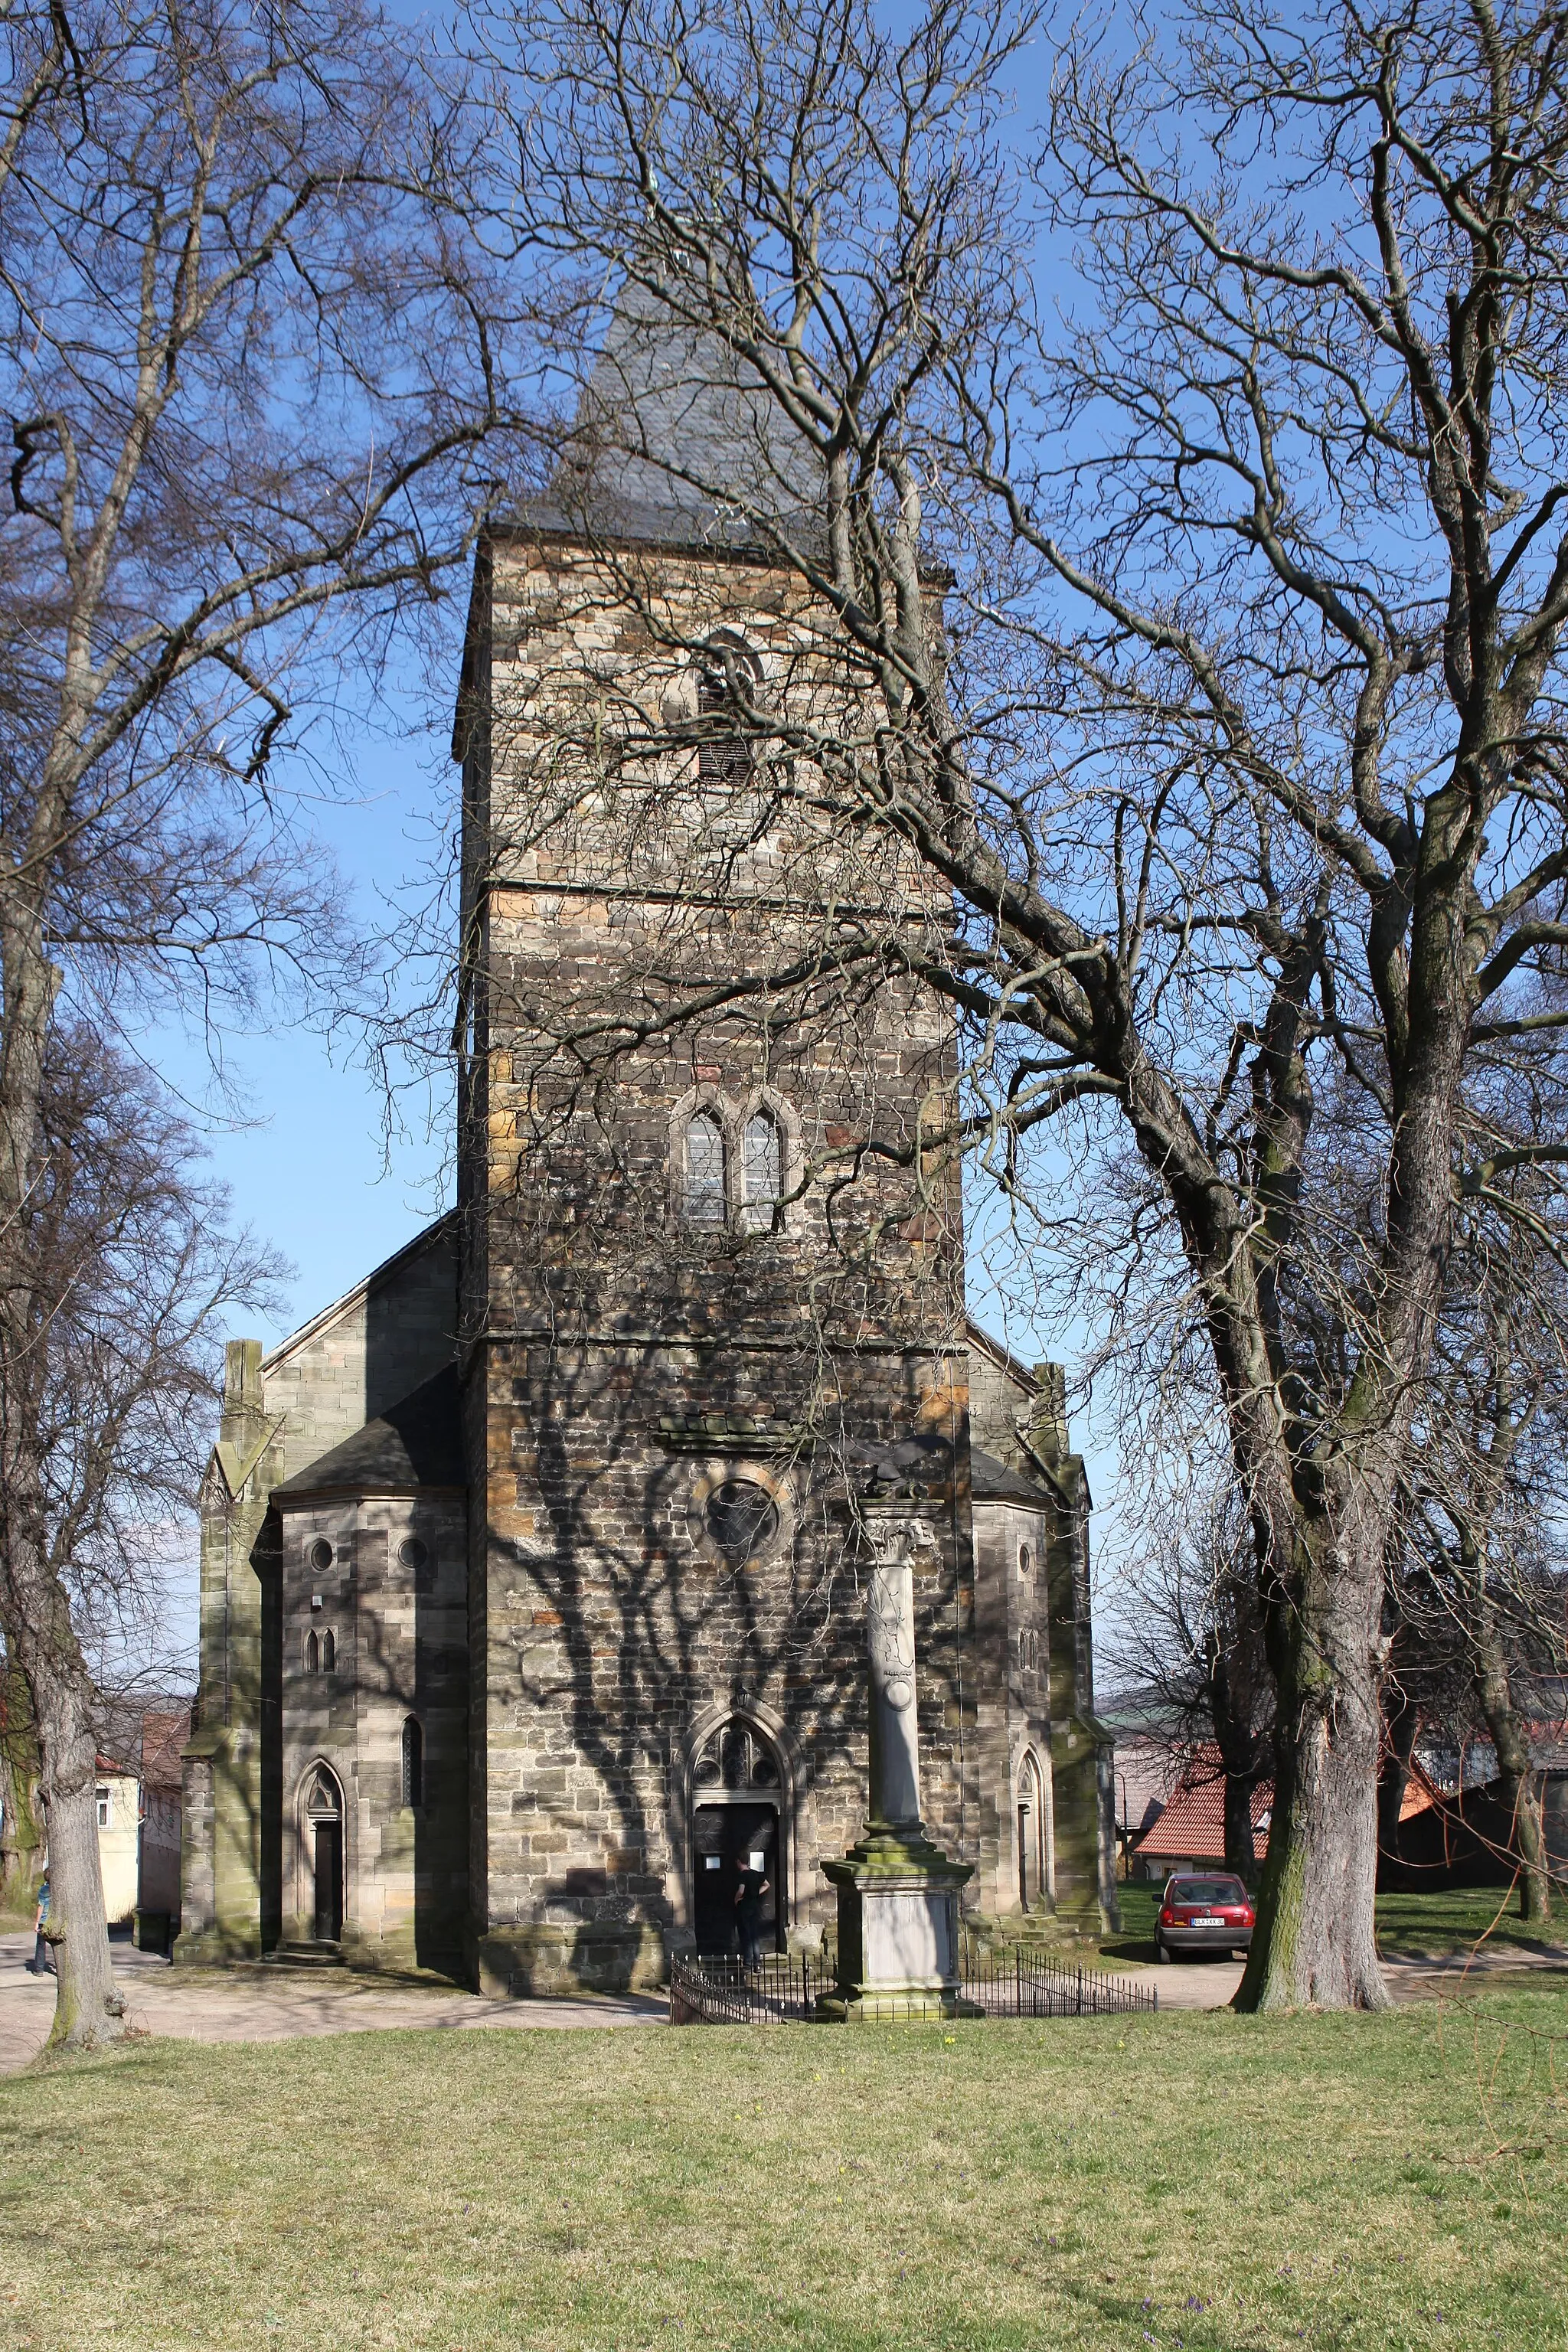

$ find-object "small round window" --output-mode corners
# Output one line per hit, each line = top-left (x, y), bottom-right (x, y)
(705, 1478), (780, 1563)
(399, 1537), (428, 1573)
(1018, 1543), (1033, 1579)
(309, 1538), (334, 1573)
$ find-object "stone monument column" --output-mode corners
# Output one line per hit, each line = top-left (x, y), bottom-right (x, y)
(818, 1495), (978, 2021)
(866, 1534), (922, 1831)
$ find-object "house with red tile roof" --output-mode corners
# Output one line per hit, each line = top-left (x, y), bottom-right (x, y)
(1130, 1744), (1272, 1879)
(1133, 1740), (1489, 1886)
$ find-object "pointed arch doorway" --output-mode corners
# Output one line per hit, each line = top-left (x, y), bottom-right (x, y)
(304, 1764), (344, 1943)
(689, 1717), (786, 1960)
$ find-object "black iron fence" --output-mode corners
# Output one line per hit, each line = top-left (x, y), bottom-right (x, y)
(668, 1949), (1156, 2024)
(963, 1949), (1158, 2017)
(669, 1952), (828, 2023)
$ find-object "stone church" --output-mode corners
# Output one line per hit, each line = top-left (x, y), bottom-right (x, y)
(178, 300), (1117, 1992)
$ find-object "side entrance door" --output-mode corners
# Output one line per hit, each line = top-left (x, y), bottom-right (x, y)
(313, 1818), (343, 1942)
(692, 1802), (782, 1958)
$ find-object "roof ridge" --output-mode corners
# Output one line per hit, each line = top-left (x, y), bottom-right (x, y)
(260, 1212), (456, 1377)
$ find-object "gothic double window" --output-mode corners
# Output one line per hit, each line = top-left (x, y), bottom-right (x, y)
(741, 1113), (782, 1232)
(684, 1111), (727, 1224)
(676, 1097), (789, 1232)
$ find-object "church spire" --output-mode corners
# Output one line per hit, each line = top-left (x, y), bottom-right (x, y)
(538, 274), (819, 549)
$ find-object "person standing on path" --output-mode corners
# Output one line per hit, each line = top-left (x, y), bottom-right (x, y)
(28, 1875), (54, 1975)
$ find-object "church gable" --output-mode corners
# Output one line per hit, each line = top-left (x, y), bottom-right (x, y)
(259, 1215), (458, 1490)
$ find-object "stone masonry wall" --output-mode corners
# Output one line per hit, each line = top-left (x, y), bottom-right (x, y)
(181, 1231), (461, 1962)
(178, 1341), (281, 1964)
(276, 1485), (469, 1970)
(973, 1495), (1057, 1914)
(463, 531), (1016, 1991)
(470, 1339), (985, 1993)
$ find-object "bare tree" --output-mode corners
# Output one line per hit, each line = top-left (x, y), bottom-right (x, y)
(0, 1023), (279, 2042)
(1104, 1474), (1275, 1879)
(458, 0), (1568, 2007)
(1396, 1139), (1568, 1922)
(0, 0), (516, 2044)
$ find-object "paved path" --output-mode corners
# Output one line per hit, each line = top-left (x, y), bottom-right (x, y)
(5, 1931), (1563, 2074)
(0, 1931), (665, 2074)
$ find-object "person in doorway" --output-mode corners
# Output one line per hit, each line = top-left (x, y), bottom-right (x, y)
(28, 1873), (54, 1975)
(734, 1855), (770, 1968)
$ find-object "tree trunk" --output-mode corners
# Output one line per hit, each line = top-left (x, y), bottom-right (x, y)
(1236, 1505), (1392, 2011)
(1205, 1583), (1269, 1880)
(1222, 1767), (1257, 1881)
(1475, 1617), (1553, 1927)
(0, 1548), (126, 2047)
(0, 809), (126, 2044)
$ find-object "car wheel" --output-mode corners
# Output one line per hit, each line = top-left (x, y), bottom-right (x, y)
(1155, 1936), (1171, 1965)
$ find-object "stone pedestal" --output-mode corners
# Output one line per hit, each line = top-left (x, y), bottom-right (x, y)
(817, 1498), (980, 2021)
(818, 1828), (978, 2020)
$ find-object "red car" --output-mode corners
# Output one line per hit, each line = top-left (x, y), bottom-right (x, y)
(1155, 1873), (1255, 1962)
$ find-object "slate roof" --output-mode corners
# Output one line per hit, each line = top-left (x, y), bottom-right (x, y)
(271, 1364), (464, 1500)
(523, 278), (822, 550)
(969, 1446), (1054, 1507)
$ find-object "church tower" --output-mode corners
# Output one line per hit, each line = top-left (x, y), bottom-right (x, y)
(450, 298), (1106, 1991)
(175, 299), (1114, 1986)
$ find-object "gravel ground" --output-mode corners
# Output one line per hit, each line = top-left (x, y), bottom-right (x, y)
(0, 1930), (665, 2072)
(4, 1926), (1563, 2071)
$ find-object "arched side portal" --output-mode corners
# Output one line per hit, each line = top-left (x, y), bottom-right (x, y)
(299, 1762), (345, 1944)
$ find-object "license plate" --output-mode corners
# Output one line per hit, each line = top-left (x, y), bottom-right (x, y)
(1194, 1916), (1225, 1926)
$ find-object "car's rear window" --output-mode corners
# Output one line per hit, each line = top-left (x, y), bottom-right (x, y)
(1170, 1877), (1246, 1904)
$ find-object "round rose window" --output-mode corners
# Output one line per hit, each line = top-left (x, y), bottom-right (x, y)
(705, 1478), (780, 1563)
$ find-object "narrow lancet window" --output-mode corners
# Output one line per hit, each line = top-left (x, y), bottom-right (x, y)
(305, 1630), (319, 1673)
(321, 1628), (335, 1671)
(697, 639), (758, 786)
(742, 1112), (781, 1231)
(684, 1111), (726, 1225)
(402, 1717), (423, 1809)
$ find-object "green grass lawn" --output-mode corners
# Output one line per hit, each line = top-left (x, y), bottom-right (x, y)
(1374, 1886), (1566, 1959)
(3, 1987), (1566, 2351)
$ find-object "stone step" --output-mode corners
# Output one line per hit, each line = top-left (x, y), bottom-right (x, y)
(266, 1940), (348, 1970)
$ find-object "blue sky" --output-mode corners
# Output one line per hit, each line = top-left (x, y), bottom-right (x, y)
(138, 697), (457, 1356)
